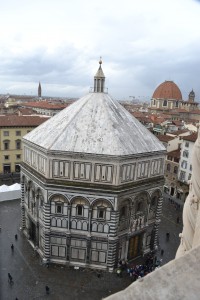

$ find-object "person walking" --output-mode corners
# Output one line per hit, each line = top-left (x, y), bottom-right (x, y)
(46, 285), (50, 294)
(15, 234), (18, 240)
(11, 244), (14, 251)
(161, 249), (164, 256)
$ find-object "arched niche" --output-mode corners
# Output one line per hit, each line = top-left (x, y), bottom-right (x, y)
(50, 194), (68, 215)
(91, 199), (112, 221)
(71, 197), (90, 218)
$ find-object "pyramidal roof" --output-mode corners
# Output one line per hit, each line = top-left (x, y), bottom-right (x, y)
(24, 61), (165, 156)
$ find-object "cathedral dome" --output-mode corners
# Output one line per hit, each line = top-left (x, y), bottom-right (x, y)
(152, 81), (182, 100)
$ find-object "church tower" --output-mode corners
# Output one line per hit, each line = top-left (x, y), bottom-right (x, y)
(188, 89), (195, 102)
(38, 82), (42, 98)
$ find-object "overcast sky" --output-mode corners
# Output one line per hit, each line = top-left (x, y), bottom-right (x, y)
(0, 0), (200, 101)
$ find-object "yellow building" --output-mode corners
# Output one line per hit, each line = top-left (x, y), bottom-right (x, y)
(0, 115), (48, 174)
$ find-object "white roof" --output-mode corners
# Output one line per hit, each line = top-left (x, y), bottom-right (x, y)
(24, 92), (165, 156)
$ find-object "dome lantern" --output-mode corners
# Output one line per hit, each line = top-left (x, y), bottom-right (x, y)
(94, 57), (105, 93)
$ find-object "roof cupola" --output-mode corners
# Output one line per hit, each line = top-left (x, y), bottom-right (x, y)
(94, 57), (105, 93)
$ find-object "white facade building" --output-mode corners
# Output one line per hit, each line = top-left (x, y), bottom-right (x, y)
(20, 61), (166, 271)
(179, 133), (197, 184)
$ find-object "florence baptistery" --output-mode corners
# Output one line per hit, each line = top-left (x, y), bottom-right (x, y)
(20, 60), (166, 271)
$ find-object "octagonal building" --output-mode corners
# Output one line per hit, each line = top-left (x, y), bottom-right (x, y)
(21, 61), (166, 271)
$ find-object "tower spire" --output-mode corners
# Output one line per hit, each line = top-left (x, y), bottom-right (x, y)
(38, 82), (42, 98)
(94, 57), (105, 93)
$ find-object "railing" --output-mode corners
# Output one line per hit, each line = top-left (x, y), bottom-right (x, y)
(89, 87), (108, 93)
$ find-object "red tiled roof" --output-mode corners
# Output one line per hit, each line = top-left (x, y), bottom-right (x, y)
(189, 110), (200, 114)
(182, 133), (197, 142)
(152, 81), (182, 100)
(157, 135), (174, 142)
(172, 120), (183, 126)
(167, 149), (181, 158)
(17, 108), (36, 115)
(0, 115), (49, 127)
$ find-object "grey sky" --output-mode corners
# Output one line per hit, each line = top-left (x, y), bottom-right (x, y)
(0, 0), (200, 101)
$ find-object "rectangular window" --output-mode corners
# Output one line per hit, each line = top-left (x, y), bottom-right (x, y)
(3, 131), (9, 136)
(4, 155), (9, 160)
(181, 160), (187, 169)
(97, 208), (105, 219)
(15, 164), (20, 172)
(183, 150), (189, 158)
(179, 171), (186, 181)
(4, 142), (9, 150)
(16, 141), (21, 150)
(56, 204), (63, 214)
(16, 131), (21, 136)
(185, 142), (189, 148)
(16, 154), (21, 159)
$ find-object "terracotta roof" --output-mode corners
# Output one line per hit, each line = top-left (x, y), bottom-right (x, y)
(168, 129), (189, 136)
(23, 101), (68, 110)
(152, 81), (182, 100)
(17, 108), (35, 115)
(182, 133), (197, 142)
(167, 149), (181, 158)
(153, 119), (166, 125)
(157, 135), (174, 142)
(0, 115), (49, 127)
(172, 120), (183, 126)
(189, 110), (200, 114)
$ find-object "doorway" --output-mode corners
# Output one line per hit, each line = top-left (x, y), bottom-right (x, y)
(29, 220), (36, 244)
(128, 234), (142, 259)
(170, 187), (175, 196)
(3, 164), (11, 173)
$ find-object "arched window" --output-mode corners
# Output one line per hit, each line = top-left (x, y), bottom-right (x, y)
(174, 166), (178, 174)
(120, 206), (126, 218)
(163, 99), (167, 107)
(167, 164), (171, 172)
(77, 205), (83, 216)
(137, 202), (142, 212)
(151, 196), (157, 208)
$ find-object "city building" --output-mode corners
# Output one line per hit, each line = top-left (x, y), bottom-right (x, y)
(0, 115), (49, 174)
(178, 132), (197, 201)
(164, 149), (180, 197)
(180, 90), (199, 112)
(20, 61), (166, 271)
(21, 101), (69, 116)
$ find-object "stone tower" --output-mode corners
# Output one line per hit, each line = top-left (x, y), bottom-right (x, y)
(38, 82), (42, 98)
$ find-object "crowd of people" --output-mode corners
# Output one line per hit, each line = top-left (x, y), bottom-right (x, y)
(116, 254), (163, 280)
